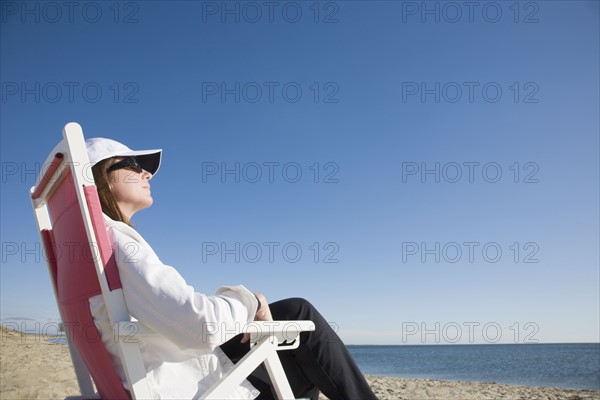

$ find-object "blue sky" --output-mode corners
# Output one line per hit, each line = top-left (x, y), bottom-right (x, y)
(1, 1), (598, 345)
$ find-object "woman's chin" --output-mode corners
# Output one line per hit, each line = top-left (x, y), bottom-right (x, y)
(139, 197), (153, 210)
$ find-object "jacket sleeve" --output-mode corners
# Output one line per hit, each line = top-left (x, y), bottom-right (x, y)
(107, 223), (259, 350)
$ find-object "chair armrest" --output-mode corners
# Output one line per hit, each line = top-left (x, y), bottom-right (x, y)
(114, 320), (315, 343)
(114, 320), (315, 351)
(245, 320), (315, 349)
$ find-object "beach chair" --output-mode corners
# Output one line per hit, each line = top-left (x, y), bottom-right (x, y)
(30, 122), (315, 400)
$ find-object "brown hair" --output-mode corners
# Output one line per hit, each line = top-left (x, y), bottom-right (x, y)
(91, 158), (133, 227)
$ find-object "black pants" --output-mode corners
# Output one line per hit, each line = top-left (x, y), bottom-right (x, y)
(220, 298), (378, 400)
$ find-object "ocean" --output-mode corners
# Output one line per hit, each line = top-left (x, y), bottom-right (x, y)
(347, 343), (600, 391)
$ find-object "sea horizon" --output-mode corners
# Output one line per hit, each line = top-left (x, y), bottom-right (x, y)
(2, 322), (599, 347)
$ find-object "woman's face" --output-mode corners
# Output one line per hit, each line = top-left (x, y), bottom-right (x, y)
(108, 158), (154, 219)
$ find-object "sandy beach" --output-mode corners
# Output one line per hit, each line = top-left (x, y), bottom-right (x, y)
(1, 327), (598, 400)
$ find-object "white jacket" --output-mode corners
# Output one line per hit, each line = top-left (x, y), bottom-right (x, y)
(89, 214), (260, 399)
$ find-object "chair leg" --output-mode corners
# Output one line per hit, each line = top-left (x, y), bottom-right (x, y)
(202, 337), (283, 400)
(263, 350), (295, 400)
(65, 330), (95, 396)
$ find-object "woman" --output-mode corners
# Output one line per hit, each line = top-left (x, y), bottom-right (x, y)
(86, 137), (378, 400)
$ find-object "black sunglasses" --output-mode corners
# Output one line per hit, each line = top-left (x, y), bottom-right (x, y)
(107, 156), (144, 174)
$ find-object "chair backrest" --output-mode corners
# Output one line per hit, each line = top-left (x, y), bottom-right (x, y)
(30, 123), (151, 399)
(31, 123), (315, 400)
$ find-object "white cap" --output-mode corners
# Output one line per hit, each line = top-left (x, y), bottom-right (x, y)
(85, 137), (162, 175)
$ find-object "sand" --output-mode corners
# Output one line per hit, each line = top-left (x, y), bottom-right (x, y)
(1, 327), (599, 400)
(357, 375), (600, 400)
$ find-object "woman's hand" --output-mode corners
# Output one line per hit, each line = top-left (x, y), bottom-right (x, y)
(253, 292), (273, 322)
(240, 292), (273, 343)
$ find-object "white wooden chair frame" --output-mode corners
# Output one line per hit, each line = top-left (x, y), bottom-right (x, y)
(30, 122), (315, 400)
